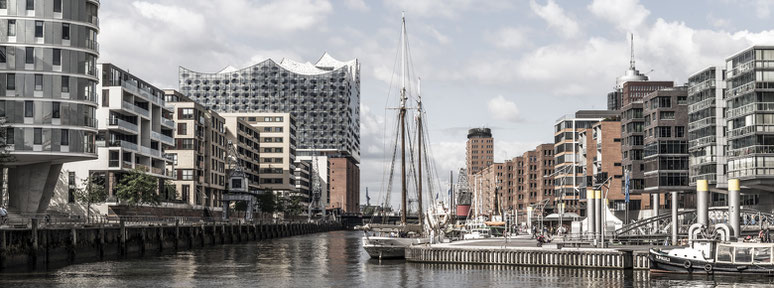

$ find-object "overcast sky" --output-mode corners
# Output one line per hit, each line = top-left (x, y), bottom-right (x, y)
(100, 0), (774, 208)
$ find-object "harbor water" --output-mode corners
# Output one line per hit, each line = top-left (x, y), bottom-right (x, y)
(0, 231), (772, 287)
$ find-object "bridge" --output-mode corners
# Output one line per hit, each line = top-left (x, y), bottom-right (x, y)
(613, 207), (774, 243)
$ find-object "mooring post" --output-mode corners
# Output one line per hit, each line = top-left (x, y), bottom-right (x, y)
(696, 180), (709, 227)
(729, 179), (741, 238)
(671, 191), (679, 245)
(174, 220), (180, 251)
(119, 220), (126, 256)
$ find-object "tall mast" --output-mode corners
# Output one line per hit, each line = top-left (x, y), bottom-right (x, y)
(629, 33), (635, 70)
(417, 77), (423, 227)
(399, 12), (408, 225)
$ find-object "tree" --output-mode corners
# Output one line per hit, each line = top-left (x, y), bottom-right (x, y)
(162, 180), (176, 202)
(256, 193), (278, 214)
(75, 174), (107, 222)
(115, 169), (161, 206)
(0, 118), (15, 208)
(282, 195), (304, 218)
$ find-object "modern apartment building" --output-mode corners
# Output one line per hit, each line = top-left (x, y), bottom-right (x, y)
(643, 87), (691, 210)
(513, 144), (555, 221)
(178, 53), (360, 210)
(586, 119), (642, 212)
(294, 159), (312, 204)
(51, 63), (175, 215)
(471, 162), (504, 217)
(222, 112), (297, 197)
(222, 116), (261, 192)
(688, 66), (728, 206)
(164, 90), (227, 209)
(466, 127), (493, 179)
(1, 0), (100, 214)
(554, 110), (617, 214)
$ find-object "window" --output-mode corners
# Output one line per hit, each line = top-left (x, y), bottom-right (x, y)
(67, 172), (75, 203)
(675, 126), (685, 138)
(52, 102), (60, 118)
(34, 21), (43, 38)
(677, 96), (687, 105)
(53, 49), (61, 66)
(182, 185), (190, 201)
(275, 117), (282, 122)
(0, 46), (5, 63)
(61, 76), (69, 92)
(33, 128), (42, 144)
(26, 0), (34, 10)
(274, 147), (283, 153)
(274, 127), (283, 132)
(659, 111), (675, 120)
(34, 74), (42, 90)
(657, 126), (671, 138)
(6, 73), (14, 90)
(7, 20), (15, 37)
(53, 0), (61, 12)
(179, 108), (194, 119)
(180, 139), (194, 149)
(62, 23), (69, 40)
(181, 170), (194, 180)
(61, 129), (68, 145)
(25, 47), (34, 64)
(177, 123), (187, 135)
(6, 127), (13, 144)
(24, 101), (33, 117)
(0, 0), (6, 9)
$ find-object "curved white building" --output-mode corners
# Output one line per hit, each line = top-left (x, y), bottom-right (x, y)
(178, 53), (360, 162)
(0, 0), (100, 214)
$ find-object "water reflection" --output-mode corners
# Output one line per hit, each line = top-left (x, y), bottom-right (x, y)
(0, 231), (772, 288)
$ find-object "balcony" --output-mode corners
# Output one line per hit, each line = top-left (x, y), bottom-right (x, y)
(151, 131), (174, 145)
(161, 117), (175, 128)
(687, 117), (716, 131)
(726, 102), (774, 119)
(109, 140), (137, 151)
(121, 81), (139, 96)
(728, 124), (774, 139)
(108, 118), (138, 134)
(728, 145), (774, 157)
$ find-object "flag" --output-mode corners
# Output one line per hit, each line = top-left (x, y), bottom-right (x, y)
(624, 169), (630, 203)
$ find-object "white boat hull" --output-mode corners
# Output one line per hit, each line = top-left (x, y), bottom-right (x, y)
(362, 237), (425, 259)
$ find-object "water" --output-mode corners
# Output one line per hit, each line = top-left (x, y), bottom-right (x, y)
(1, 231), (772, 287)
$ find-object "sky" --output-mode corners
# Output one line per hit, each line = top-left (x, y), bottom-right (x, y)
(99, 0), (774, 209)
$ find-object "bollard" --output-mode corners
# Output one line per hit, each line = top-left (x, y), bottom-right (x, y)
(729, 179), (741, 238)
(174, 220), (180, 251)
(696, 180), (709, 227)
(595, 190), (602, 243)
(587, 189), (595, 240)
(671, 191), (679, 245)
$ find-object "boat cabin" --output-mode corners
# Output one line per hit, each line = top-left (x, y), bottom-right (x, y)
(715, 243), (773, 265)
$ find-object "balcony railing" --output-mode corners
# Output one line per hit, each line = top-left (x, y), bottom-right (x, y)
(725, 81), (756, 99)
(687, 117), (716, 131)
(109, 140), (137, 151)
(152, 131), (174, 144)
(161, 117), (175, 128)
(728, 124), (774, 139)
(728, 145), (774, 157)
(108, 118), (138, 132)
(726, 102), (774, 119)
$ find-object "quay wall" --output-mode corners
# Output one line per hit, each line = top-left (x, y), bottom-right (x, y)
(0, 220), (341, 271)
(406, 245), (635, 269)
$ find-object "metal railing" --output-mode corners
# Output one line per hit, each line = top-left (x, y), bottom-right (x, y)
(108, 117), (138, 132)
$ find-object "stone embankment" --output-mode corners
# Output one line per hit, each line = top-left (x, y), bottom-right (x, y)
(0, 219), (342, 271)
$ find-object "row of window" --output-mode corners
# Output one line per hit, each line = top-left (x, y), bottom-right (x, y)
(0, 0), (62, 11)
(6, 20), (70, 39)
(4, 73), (70, 92)
(6, 126), (69, 145)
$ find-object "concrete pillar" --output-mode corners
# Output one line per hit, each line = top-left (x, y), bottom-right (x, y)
(651, 193), (660, 216)
(7, 163), (63, 214)
(671, 191), (678, 245)
(696, 180), (709, 227)
(586, 189), (595, 239)
(728, 179), (741, 238)
(595, 190), (602, 241)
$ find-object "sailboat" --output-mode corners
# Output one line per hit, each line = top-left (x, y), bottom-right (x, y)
(360, 13), (431, 259)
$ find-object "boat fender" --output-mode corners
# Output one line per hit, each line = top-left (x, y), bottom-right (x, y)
(703, 264), (713, 273)
(683, 260), (692, 269)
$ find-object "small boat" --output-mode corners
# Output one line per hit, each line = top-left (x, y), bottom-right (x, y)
(361, 224), (428, 259)
(649, 223), (774, 274)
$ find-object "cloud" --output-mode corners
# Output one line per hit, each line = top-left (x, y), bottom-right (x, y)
(587, 0), (650, 32)
(529, 0), (580, 38)
(706, 14), (731, 29)
(488, 95), (522, 122)
(343, 0), (369, 11)
(425, 26), (451, 45)
(755, 0), (772, 18)
(487, 27), (529, 49)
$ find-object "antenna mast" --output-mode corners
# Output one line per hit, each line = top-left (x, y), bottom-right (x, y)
(629, 33), (635, 70)
(399, 12), (408, 225)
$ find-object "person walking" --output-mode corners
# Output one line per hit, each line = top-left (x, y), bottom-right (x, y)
(0, 206), (7, 225)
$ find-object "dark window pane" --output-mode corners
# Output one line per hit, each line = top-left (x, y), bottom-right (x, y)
(26, 0), (33, 10)
(52, 102), (60, 118)
(61, 129), (68, 145)
(6, 73), (14, 90)
(24, 101), (33, 117)
(7, 20), (14, 37)
(0, 46), (5, 63)
(34, 21), (42, 37)
(0, 0), (7, 9)
(33, 128), (42, 144)
(53, 49), (60, 65)
(62, 23), (69, 40)
(25, 47), (34, 64)
(61, 76), (69, 92)
(53, 0), (61, 12)
(34, 74), (42, 90)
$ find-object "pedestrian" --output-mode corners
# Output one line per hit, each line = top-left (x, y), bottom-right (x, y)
(767, 227), (771, 243)
(0, 206), (7, 225)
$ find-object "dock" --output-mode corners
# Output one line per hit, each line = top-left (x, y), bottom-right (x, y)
(405, 239), (653, 270)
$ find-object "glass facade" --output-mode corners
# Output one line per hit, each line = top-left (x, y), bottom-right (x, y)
(642, 87), (691, 192)
(725, 47), (774, 180)
(0, 0), (100, 162)
(178, 54), (360, 161)
(687, 66), (727, 186)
